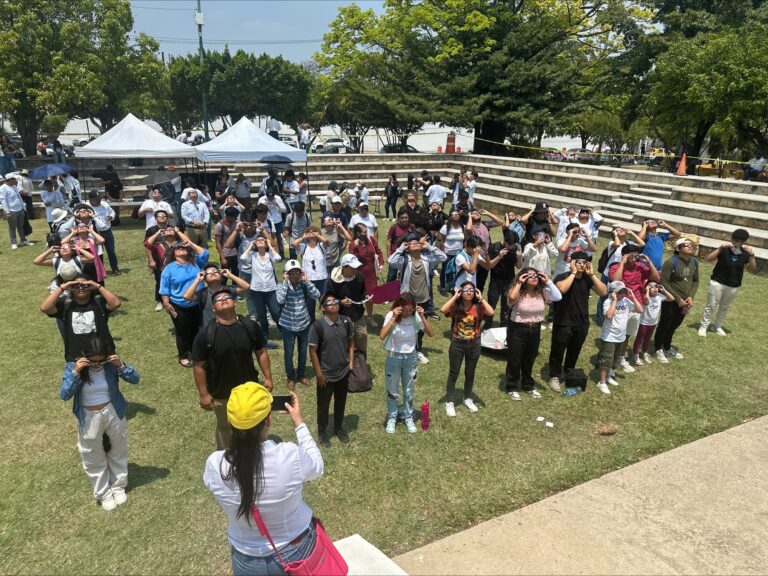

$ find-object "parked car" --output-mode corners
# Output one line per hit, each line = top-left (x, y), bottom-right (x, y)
(72, 137), (90, 147)
(380, 143), (421, 153)
(278, 134), (299, 148)
(566, 148), (594, 162)
(542, 148), (566, 161)
(314, 144), (346, 155)
(315, 137), (349, 153)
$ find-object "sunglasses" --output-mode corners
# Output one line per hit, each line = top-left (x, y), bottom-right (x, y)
(72, 284), (92, 291)
(213, 294), (234, 303)
(204, 269), (221, 276)
(322, 299), (340, 306)
(310, 260), (316, 271)
(461, 288), (476, 293)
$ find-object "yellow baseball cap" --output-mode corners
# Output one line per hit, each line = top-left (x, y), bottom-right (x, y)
(227, 382), (272, 430)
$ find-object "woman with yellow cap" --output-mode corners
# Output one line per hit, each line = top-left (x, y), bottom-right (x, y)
(204, 383), (324, 575)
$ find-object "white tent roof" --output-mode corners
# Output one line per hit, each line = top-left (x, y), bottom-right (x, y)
(195, 116), (307, 163)
(76, 113), (196, 158)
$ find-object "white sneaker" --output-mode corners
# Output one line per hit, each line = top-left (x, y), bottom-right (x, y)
(596, 381), (611, 395)
(112, 488), (128, 506)
(607, 371), (620, 387)
(698, 327), (707, 337)
(508, 391), (521, 401)
(666, 348), (684, 360)
(101, 493), (117, 512)
(655, 349), (669, 364)
(386, 418), (396, 433)
(154, 302), (163, 312)
(417, 352), (429, 364)
(463, 398), (478, 412)
(21, 240), (34, 246)
(11, 244), (17, 250)
(445, 402), (456, 417)
(643, 352), (654, 364)
(548, 377), (561, 392)
(617, 358), (635, 373)
(715, 327), (726, 336)
(525, 389), (542, 399)
(631, 354), (644, 366)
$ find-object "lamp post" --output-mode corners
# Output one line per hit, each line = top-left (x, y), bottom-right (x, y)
(195, 1), (209, 140)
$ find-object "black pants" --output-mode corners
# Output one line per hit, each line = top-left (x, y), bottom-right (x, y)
(171, 305), (202, 359)
(505, 322), (541, 391)
(153, 268), (162, 302)
(548, 323), (589, 379)
(484, 277), (510, 330)
(317, 375), (349, 434)
(476, 266), (489, 294)
(222, 255), (239, 277)
(654, 300), (685, 352)
(385, 196), (398, 219)
(416, 299), (430, 351)
(445, 339), (482, 399)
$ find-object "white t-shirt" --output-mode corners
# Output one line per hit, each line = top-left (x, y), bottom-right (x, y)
(640, 293), (665, 326)
(354, 186), (369, 203)
(300, 243), (328, 280)
(466, 179), (477, 202)
(454, 250), (485, 289)
(440, 224), (465, 255)
(349, 213), (378, 237)
(601, 297), (632, 342)
(283, 180), (301, 203)
(257, 196), (286, 224)
(383, 311), (424, 353)
(140, 199), (174, 229)
(203, 423), (323, 557)
(554, 237), (589, 276)
(426, 184), (447, 205)
(40, 190), (66, 222)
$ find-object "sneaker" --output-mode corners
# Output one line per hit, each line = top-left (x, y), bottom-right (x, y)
(112, 269), (122, 276)
(617, 358), (635, 373)
(335, 428), (350, 444)
(11, 244), (17, 250)
(596, 381), (611, 395)
(154, 302), (163, 312)
(525, 389), (542, 399)
(445, 402), (456, 417)
(607, 371), (620, 387)
(643, 352), (654, 364)
(655, 349), (670, 364)
(666, 348), (684, 360)
(299, 377), (311, 387)
(715, 327), (726, 336)
(386, 418), (397, 434)
(236, 295), (245, 302)
(21, 240), (34, 246)
(698, 327), (707, 337)
(417, 352), (429, 364)
(433, 269), (440, 277)
(631, 354), (644, 366)
(548, 377), (561, 392)
(404, 418), (417, 433)
(318, 433), (331, 448)
(427, 312), (440, 320)
(286, 380), (296, 391)
(508, 391), (521, 401)
(463, 398), (478, 412)
(112, 488), (128, 506)
(101, 493), (117, 512)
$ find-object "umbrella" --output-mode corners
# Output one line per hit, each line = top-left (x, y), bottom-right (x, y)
(260, 155), (295, 167)
(141, 170), (178, 186)
(29, 163), (74, 179)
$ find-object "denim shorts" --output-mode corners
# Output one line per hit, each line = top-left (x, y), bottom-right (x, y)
(231, 521), (317, 576)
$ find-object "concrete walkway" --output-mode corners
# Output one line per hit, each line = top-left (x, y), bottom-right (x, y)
(395, 416), (768, 575)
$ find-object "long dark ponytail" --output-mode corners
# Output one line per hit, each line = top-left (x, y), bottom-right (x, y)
(221, 419), (269, 523)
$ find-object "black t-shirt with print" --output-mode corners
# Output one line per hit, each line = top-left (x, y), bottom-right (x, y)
(712, 248), (751, 288)
(53, 295), (114, 361)
(191, 318), (267, 399)
(552, 272), (595, 327)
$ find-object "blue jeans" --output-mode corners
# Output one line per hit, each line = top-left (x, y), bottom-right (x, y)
(282, 326), (309, 380)
(384, 350), (418, 420)
(309, 279), (327, 322)
(251, 290), (280, 341)
(230, 521), (317, 576)
(240, 272), (257, 317)
(100, 228), (119, 272)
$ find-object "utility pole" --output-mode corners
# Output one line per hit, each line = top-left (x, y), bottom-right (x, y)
(195, 0), (209, 140)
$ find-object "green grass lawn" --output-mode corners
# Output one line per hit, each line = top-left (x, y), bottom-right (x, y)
(1, 220), (767, 574)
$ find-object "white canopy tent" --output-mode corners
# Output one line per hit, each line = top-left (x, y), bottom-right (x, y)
(195, 116), (307, 163)
(76, 113), (196, 158)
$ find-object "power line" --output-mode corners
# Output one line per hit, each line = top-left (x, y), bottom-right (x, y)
(152, 36), (324, 45)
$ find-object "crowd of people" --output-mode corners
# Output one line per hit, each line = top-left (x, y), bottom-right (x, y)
(7, 159), (758, 574)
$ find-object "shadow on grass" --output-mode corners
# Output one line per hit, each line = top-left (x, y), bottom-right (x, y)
(127, 462), (171, 492)
(126, 402), (156, 420)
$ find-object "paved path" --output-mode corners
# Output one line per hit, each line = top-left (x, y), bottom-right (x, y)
(395, 416), (768, 575)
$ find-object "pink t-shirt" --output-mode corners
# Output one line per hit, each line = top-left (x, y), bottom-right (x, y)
(509, 294), (547, 324)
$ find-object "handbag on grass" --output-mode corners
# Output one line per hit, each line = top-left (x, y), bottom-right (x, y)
(250, 505), (348, 576)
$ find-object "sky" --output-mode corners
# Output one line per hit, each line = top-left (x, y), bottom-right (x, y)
(129, 0), (384, 63)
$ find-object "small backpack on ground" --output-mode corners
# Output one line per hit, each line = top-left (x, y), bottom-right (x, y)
(565, 368), (588, 391)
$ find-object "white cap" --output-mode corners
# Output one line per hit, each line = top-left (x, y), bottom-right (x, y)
(608, 280), (626, 293)
(183, 187), (199, 196)
(331, 196), (342, 204)
(340, 254), (362, 268)
(4, 172), (20, 180)
(358, 201), (368, 208)
(284, 259), (302, 272)
(51, 208), (69, 223)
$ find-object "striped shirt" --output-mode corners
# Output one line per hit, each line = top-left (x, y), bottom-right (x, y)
(275, 280), (321, 332)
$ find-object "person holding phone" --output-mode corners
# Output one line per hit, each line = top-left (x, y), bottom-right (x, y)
(380, 293), (434, 433)
(441, 281), (494, 416)
(60, 336), (140, 511)
(505, 267), (562, 400)
(204, 383), (324, 576)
